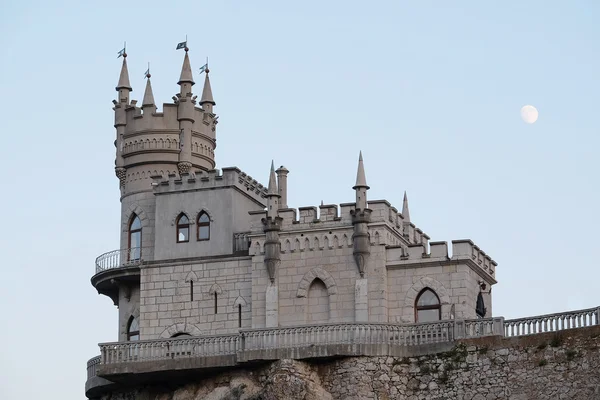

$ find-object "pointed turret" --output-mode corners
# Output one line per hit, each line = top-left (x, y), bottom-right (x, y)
(262, 160), (283, 287)
(142, 76), (156, 110)
(353, 151), (369, 190)
(353, 151), (369, 210)
(178, 51), (195, 88)
(266, 161), (280, 218)
(115, 56), (132, 104)
(402, 191), (411, 223)
(350, 151), (372, 279)
(200, 71), (215, 113)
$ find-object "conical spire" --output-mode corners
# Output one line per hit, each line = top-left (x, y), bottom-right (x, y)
(116, 57), (132, 91)
(200, 72), (215, 105)
(402, 191), (411, 223)
(178, 51), (195, 86)
(268, 160), (279, 196)
(353, 151), (369, 189)
(142, 77), (155, 107)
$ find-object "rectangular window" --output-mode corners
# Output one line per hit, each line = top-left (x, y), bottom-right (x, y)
(190, 281), (194, 302)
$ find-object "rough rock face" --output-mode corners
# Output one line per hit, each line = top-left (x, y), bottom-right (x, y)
(99, 327), (600, 400)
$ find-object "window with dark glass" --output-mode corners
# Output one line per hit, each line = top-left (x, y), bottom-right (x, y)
(415, 288), (441, 322)
(128, 214), (142, 261)
(238, 304), (242, 328)
(197, 212), (210, 241)
(176, 214), (190, 243)
(127, 316), (140, 341)
(476, 292), (486, 318)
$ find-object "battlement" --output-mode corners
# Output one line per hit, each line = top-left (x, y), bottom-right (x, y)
(387, 239), (497, 281)
(151, 166), (267, 205)
(247, 199), (429, 247)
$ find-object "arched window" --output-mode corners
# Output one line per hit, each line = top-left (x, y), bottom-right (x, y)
(476, 292), (486, 318)
(197, 212), (210, 241)
(176, 214), (190, 243)
(171, 332), (192, 338)
(127, 316), (139, 341)
(128, 214), (142, 261)
(415, 288), (441, 323)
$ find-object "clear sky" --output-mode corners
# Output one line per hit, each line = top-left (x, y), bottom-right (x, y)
(0, 1), (598, 399)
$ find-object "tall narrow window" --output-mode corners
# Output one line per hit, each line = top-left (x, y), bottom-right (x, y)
(238, 304), (242, 328)
(197, 212), (210, 241)
(128, 214), (142, 261)
(127, 316), (140, 341)
(176, 214), (190, 243)
(415, 288), (441, 322)
(214, 292), (218, 314)
(190, 281), (194, 302)
(476, 292), (486, 318)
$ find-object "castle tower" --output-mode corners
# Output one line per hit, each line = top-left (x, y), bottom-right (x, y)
(112, 50), (219, 258)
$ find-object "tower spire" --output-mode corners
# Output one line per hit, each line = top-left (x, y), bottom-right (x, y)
(353, 151), (369, 189)
(267, 161), (279, 196)
(200, 72), (215, 111)
(115, 52), (132, 104)
(178, 50), (195, 87)
(353, 151), (369, 210)
(402, 191), (411, 223)
(142, 68), (155, 109)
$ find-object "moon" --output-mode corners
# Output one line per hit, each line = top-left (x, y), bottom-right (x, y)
(521, 105), (538, 124)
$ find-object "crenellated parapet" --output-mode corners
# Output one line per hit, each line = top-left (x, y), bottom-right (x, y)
(386, 239), (497, 282)
(151, 166), (267, 206)
(368, 200), (430, 246)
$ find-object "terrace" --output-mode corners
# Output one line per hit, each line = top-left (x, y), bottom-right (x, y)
(85, 306), (599, 398)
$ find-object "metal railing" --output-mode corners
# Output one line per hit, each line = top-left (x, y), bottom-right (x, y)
(94, 247), (151, 274)
(504, 306), (600, 337)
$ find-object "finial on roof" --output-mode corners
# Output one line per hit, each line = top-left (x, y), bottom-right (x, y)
(353, 151), (369, 189)
(402, 191), (411, 223)
(178, 51), (195, 86)
(267, 160), (279, 196)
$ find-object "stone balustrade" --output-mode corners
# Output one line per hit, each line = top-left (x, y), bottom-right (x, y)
(100, 333), (239, 365)
(87, 355), (101, 380)
(94, 247), (152, 274)
(87, 306), (600, 385)
(504, 306), (600, 337)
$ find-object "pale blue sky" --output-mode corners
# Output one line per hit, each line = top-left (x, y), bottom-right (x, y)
(0, 1), (598, 399)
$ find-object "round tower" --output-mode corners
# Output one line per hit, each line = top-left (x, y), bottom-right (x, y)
(112, 50), (218, 257)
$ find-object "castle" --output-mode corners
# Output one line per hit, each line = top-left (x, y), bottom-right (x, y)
(87, 48), (508, 398)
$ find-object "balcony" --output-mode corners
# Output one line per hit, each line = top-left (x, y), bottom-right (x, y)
(91, 247), (151, 304)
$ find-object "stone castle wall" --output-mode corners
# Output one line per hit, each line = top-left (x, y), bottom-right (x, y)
(96, 325), (600, 400)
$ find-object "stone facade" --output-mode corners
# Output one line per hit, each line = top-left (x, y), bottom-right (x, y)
(95, 326), (600, 400)
(99, 50), (499, 343)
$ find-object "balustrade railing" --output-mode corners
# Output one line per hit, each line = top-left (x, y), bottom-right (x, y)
(100, 334), (239, 365)
(504, 306), (600, 337)
(87, 355), (101, 379)
(95, 247), (151, 274)
(463, 317), (504, 338)
(89, 306), (600, 376)
(242, 321), (454, 352)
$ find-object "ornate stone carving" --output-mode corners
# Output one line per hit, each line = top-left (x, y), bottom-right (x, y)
(177, 161), (192, 175)
(115, 167), (126, 187)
